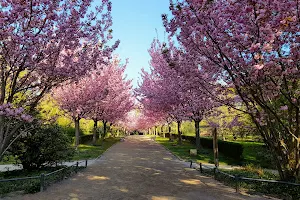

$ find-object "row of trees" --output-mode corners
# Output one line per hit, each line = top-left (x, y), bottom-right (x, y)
(0, 1), (132, 159)
(54, 57), (134, 147)
(136, 0), (299, 181)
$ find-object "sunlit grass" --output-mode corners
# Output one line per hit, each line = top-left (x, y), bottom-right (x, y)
(155, 137), (273, 168)
(72, 137), (119, 161)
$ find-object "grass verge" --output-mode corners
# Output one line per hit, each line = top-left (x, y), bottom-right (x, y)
(0, 137), (119, 196)
(155, 136), (299, 199)
(72, 137), (120, 160)
(156, 137), (239, 166)
(155, 136), (274, 169)
(0, 166), (85, 196)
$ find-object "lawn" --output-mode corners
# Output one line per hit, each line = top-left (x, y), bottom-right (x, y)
(0, 137), (119, 196)
(156, 137), (239, 166)
(72, 137), (120, 160)
(0, 137), (120, 164)
(155, 137), (274, 169)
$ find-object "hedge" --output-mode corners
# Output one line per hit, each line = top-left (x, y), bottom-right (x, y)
(80, 134), (98, 144)
(163, 134), (243, 160)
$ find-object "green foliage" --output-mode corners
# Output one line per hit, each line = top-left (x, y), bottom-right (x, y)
(156, 136), (274, 168)
(10, 124), (75, 170)
(212, 166), (299, 199)
(201, 137), (243, 160)
(156, 137), (239, 166)
(0, 166), (85, 196)
(170, 135), (244, 160)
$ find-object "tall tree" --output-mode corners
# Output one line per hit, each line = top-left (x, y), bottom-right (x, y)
(164, 0), (300, 181)
(0, 0), (119, 158)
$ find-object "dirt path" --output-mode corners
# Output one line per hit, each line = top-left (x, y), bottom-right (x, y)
(5, 136), (273, 200)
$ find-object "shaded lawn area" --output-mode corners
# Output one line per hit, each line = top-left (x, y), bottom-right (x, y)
(156, 137), (274, 169)
(0, 137), (119, 196)
(72, 137), (120, 161)
(0, 137), (120, 164)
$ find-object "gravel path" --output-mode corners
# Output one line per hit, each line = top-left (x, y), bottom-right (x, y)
(3, 136), (273, 200)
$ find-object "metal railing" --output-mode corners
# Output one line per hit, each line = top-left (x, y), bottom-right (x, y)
(189, 161), (300, 197)
(0, 160), (88, 193)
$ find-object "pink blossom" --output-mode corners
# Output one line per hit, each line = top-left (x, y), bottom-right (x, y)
(280, 105), (288, 111)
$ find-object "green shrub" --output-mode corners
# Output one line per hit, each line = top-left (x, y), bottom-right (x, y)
(180, 136), (244, 160)
(10, 124), (75, 171)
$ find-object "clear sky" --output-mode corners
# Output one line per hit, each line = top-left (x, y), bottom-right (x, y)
(108, 0), (171, 88)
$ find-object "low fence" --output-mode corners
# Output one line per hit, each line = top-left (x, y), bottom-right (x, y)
(0, 160), (88, 194)
(189, 161), (300, 199)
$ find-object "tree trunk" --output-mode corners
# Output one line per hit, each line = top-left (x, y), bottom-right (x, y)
(103, 120), (107, 139)
(168, 125), (172, 141)
(177, 121), (182, 145)
(74, 117), (80, 148)
(93, 119), (98, 145)
(154, 126), (157, 136)
(194, 120), (201, 150)
(161, 125), (165, 138)
(213, 128), (219, 167)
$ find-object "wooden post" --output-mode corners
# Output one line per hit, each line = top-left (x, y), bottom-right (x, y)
(76, 161), (79, 173)
(199, 163), (203, 173)
(235, 175), (240, 193)
(40, 173), (45, 192)
(85, 160), (88, 168)
(213, 128), (219, 168)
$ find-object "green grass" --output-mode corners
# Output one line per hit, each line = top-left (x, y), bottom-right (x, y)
(0, 137), (120, 165)
(72, 137), (119, 160)
(0, 137), (119, 196)
(155, 137), (274, 169)
(156, 137), (240, 166)
(210, 166), (298, 199)
(236, 141), (274, 169)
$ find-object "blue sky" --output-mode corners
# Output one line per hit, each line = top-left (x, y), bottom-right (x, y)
(107, 0), (171, 88)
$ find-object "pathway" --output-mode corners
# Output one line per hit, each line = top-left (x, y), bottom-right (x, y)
(3, 136), (274, 200)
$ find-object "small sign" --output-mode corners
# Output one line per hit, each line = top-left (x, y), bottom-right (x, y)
(190, 149), (197, 156)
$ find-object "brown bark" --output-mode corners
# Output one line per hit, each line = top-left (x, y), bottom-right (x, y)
(194, 120), (201, 150)
(177, 121), (182, 145)
(93, 119), (98, 145)
(74, 117), (80, 148)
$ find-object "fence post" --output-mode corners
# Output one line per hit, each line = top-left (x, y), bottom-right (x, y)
(61, 168), (64, 181)
(213, 167), (217, 180)
(85, 160), (88, 168)
(76, 161), (79, 173)
(190, 160), (193, 168)
(235, 175), (240, 193)
(199, 163), (203, 173)
(40, 173), (45, 192)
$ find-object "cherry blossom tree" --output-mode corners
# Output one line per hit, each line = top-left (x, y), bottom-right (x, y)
(164, 0), (300, 180)
(137, 39), (216, 147)
(0, 0), (119, 157)
(54, 65), (110, 147)
(136, 40), (190, 144)
(55, 57), (133, 146)
(86, 57), (134, 141)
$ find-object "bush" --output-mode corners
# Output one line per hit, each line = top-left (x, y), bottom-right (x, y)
(180, 135), (244, 160)
(10, 124), (75, 171)
(80, 134), (95, 144)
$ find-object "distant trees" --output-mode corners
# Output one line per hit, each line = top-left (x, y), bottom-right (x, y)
(136, 40), (216, 149)
(54, 57), (133, 147)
